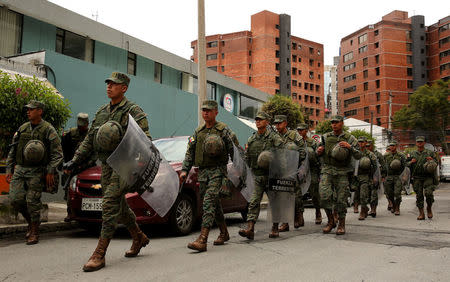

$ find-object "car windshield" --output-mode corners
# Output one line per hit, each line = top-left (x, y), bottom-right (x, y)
(153, 137), (189, 162)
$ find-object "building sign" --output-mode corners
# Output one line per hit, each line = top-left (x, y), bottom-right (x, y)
(223, 93), (234, 112)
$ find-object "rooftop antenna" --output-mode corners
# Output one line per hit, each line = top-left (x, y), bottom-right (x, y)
(92, 10), (98, 21)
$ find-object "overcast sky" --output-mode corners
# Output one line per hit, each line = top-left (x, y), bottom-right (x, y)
(49, 0), (449, 65)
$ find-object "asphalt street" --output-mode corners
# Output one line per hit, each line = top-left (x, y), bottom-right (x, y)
(1, 183), (450, 282)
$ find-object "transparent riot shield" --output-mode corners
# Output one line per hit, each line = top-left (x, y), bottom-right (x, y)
(267, 149), (298, 225)
(227, 144), (245, 189)
(400, 167), (411, 195)
(140, 157), (179, 217)
(373, 160), (381, 187)
(241, 165), (255, 202)
(107, 114), (178, 217)
(298, 149), (311, 195)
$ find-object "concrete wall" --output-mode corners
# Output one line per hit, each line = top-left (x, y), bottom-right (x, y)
(21, 15), (56, 53)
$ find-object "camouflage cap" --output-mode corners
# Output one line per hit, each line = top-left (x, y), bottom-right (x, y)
(388, 140), (398, 146)
(330, 115), (344, 122)
(77, 112), (89, 127)
(297, 123), (308, 130)
(255, 111), (270, 120)
(24, 100), (44, 109)
(201, 100), (218, 110)
(416, 136), (425, 142)
(273, 115), (287, 123)
(105, 72), (130, 86)
(358, 136), (367, 142)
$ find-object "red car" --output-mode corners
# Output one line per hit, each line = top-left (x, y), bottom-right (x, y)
(67, 136), (249, 235)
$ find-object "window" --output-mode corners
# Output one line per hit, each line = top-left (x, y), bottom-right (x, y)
(304, 83), (309, 90)
(275, 37), (280, 45)
(292, 67), (297, 75)
(363, 57), (368, 66)
(55, 28), (94, 62)
(154, 62), (162, 83)
(343, 74), (357, 82)
(407, 55), (412, 64)
(249, 50), (252, 56)
(343, 52), (353, 62)
(439, 23), (450, 33)
(240, 95), (263, 119)
(221, 53), (225, 59)
(375, 42), (379, 48)
(292, 93), (297, 99)
(374, 30), (379, 36)
(375, 67), (380, 76)
(344, 109), (357, 117)
(275, 63), (280, 70)
(363, 70), (368, 78)
(375, 55), (379, 64)
(406, 43), (412, 51)
(207, 41), (218, 48)
(316, 109), (320, 116)
(407, 80), (413, 88)
(344, 97), (360, 107)
(344, 85), (356, 94)
(376, 118), (381, 126)
(376, 105), (381, 114)
(315, 85), (320, 92)
(318, 50), (321, 55)
(221, 41), (225, 46)
(358, 45), (368, 53)
(0, 8), (22, 57)
(309, 71), (314, 79)
(275, 50), (280, 58)
(309, 47), (314, 54)
(292, 42), (297, 50)
(441, 63), (450, 72)
(127, 52), (136, 75)
(309, 59), (314, 66)
(364, 82), (368, 91)
(406, 31), (411, 40)
(293, 55), (297, 62)
(248, 38), (252, 43)
(376, 80), (380, 88)
(376, 92), (380, 101)
(310, 95), (313, 102)
(358, 33), (367, 44)
(407, 68), (412, 76)
(275, 76), (280, 84)
(315, 97), (320, 104)
(305, 95), (309, 102)
(364, 107), (370, 116)
(249, 64), (252, 69)
(206, 53), (217, 60)
(275, 24), (280, 29)
(343, 62), (356, 71)
(292, 80), (297, 86)
(248, 76), (252, 82)
(440, 50), (450, 59)
(318, 62), (321, 67)
(221, 66), (225, 72)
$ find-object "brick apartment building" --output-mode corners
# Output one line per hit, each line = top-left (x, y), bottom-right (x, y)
(191, 10), (324, 127)
(337, 10), (449, 148)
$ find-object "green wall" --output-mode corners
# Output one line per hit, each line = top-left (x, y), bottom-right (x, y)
(44, 51), (254, 145)
(21, 16), (56, 53)
(94, 41), (127, 72)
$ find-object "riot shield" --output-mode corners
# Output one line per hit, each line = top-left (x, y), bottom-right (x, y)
(400, 167), (411, 195)
(241, 165), (255, 202)
(267, 149), (298, 225)
(107, 114), (178, 217)
(227, 144), (245, 189)
(298, 148), (311, 195)
(373, 160), (381, 187)
(140, 158), (179, 217)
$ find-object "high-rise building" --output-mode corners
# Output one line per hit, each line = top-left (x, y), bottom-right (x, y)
(324, 56), (339, 117)
(338, 10), (449, 134)
(191, 10), (324, 127)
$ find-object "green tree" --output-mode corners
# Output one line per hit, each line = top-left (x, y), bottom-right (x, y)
(315, 120), (349, 135)
(261, 94), (304, 129)
(393, 79), (450, 154)
(349, 129), (375, 145)
(0, 71), (71, 158)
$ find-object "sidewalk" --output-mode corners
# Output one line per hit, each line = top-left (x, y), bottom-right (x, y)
(0, 201), (78, 238)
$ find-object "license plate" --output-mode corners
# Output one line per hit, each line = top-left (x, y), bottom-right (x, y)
(81, 198), (102, 211)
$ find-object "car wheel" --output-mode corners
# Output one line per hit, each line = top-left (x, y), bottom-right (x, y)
(169, 193), (194, 236)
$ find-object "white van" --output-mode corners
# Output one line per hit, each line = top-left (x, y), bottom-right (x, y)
(440, 156), (450, 181)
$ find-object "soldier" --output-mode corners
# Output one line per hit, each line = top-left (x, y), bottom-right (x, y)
(64, 72), (151, 272)
(316, 115), (361, 235)
(61, 113), (94, 222)
(238, 111), (284, 239)
(383, 140), (407, 216)
(179, 100), (235, 252)
(273, 115), (306, 231)
(407, 136), (438, 220)
(6, 100), (63, 245)
(366, 140), (387, 217)
(297, 123), (322, 224)
(355, 137), (378, 220)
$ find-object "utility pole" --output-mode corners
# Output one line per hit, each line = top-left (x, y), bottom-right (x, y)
(197, 0), (207, 126)
(370, 111), (373, 137)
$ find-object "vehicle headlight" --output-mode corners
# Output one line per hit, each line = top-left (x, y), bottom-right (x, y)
(70, 176), (77, 191)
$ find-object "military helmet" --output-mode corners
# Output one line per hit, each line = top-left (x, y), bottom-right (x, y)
(285, 142), (299, 151)
(359, 156), (371, 170)
(330, 144), (349, 161)
(203, 134), (224, 157)
(389, 159), (402, 171)
(307, 146), (315, 161)
(95, 120), (123, 151)
(257, 150), (273, 170)
(23, 140), (45, 164)
(423, 160), (437, 174)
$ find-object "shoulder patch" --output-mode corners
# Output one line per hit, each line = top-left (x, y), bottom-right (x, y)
(215, 122), (226, 131)
(188, 136), (195, 144)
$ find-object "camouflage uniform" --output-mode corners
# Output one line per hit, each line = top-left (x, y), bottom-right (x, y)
(407, 148), (438, 209)
(384, 150), (407, 207)
(278, 129), (306, 214)
(320, 131), (361, 219)
(72, 97), (150, 239)
(181, 121), (234, 229)
(245, 129), (284, 222)
(356, 149), (378, 213)
(305, 136), (321, 210)
(7, 118), (63, 223)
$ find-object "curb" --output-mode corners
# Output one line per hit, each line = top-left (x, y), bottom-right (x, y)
(0, 221), (79, 238)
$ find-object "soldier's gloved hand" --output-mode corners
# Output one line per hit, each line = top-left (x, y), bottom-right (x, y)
(179, 171), (187, 185)
(63, 160), (75, 174)
(46, 173), (55, 191)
